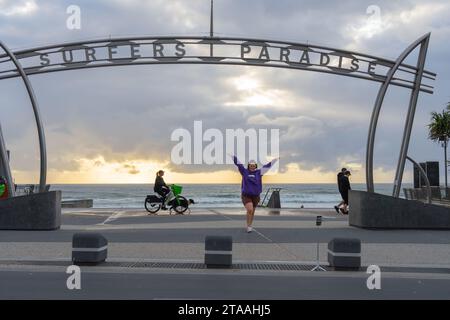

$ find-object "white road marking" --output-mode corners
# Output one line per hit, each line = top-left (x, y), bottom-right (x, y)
(97, 211), (125, 225)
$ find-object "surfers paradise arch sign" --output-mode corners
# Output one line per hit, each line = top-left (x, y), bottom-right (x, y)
(0, 34), (435, 198)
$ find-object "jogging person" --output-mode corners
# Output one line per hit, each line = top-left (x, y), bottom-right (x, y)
(231, 155), (279, 233)
(338, 170), (351, 214)
(334, 168), (347, 213)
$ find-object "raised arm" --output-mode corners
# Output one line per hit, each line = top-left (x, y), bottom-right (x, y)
(232, 155), (246, 175)
(261, 157), (279, 176)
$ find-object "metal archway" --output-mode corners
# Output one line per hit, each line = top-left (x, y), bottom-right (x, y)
(0, 34), (435, 196)
(366, 33), (432, 196)
(0, 41), (47, 196)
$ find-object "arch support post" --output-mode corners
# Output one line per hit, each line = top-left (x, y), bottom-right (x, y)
(0, 123), (14, 197)
(0, 41), (47, 194)
(365, 33), (431, 194)
(392, 35), (430, 198)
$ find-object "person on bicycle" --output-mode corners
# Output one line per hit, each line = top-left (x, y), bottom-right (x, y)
(0, 176), (8, 200)
(154, 170), (170, 210)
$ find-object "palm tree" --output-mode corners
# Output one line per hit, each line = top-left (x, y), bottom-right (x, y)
(428, 109), (450, 189)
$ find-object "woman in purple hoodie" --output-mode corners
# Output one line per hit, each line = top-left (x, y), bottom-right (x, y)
(232, 155), (279, 233)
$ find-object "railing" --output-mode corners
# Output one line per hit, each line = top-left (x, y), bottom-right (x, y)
(260, 187), (282, 207)
(406, 156), (431, 204)
(14, 184), (50, 196)
(403, 186), (450, 204)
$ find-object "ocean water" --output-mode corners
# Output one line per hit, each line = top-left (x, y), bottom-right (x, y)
(52, 183), (412, 209)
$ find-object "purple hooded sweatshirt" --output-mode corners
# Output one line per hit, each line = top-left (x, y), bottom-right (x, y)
(233, 156), (278, 196)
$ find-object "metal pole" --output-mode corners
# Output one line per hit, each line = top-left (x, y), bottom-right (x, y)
(316, 242), (319, 262)
(311, 216), (326, 272)
(209, 0), (214, 57)
(393, 35), (430, 198)
(0, 123), (14, 197)
(210, 0), (214, 38)
(0, 41), (47, 193)
(366, 83), (388, 193)
(445, 139), (448, 189)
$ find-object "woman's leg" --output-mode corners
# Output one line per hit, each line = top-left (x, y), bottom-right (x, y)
(156, 188), (169, 208)
(244, 201), (254, 227)
(250, 206), (256, 226)
(249, 196), (259, 226)
(342, 192), (349, 213)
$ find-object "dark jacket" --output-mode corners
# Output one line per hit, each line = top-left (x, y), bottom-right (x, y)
(154, 176), (168, 193)
(339, 175), (351, 193)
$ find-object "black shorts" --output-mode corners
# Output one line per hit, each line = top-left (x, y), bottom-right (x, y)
(340, 191), (349, 205)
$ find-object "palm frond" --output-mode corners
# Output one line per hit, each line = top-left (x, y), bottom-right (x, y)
(428, 109), (450, 143)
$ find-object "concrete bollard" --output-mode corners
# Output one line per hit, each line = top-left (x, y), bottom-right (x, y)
(327, 238), (361, 270)
(204, 235), (232, 268)
(72, 233), (108, 264)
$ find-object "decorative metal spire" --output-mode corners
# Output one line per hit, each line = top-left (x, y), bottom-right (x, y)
(210, 0), (214, 38)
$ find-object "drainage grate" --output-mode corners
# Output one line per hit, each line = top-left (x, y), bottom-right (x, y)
(0, 260), (327, 271)
(121, 261), (325, 271)
(129, 262), (207, 269)
(234, 263), (319, 271)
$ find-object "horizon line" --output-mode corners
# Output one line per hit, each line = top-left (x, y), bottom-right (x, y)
(15, 182), (412, 185)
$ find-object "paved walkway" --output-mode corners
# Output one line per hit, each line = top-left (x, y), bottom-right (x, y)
(1, 208), (450, 299)
(1, 208), (449, 268)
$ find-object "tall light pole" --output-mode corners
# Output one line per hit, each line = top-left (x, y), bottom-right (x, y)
(439, 136), (448, 190)
(443, 137), (448, 188)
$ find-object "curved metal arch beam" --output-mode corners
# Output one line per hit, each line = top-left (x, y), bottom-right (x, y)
(365, 33), (431, 193)
(0, 60), (434, 93)
(0, 41), (47, 194)
(0, 59), (436, 94)
(0, 122), (14, 196)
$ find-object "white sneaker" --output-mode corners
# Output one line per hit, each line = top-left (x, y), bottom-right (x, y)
(246, 226), (253, 233)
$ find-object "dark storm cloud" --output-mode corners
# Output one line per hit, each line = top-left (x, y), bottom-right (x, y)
(1, 0), (449, 180)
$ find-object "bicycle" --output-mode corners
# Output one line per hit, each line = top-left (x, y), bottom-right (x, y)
(144, 184), (194, 215)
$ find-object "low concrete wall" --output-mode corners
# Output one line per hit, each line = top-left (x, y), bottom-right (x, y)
(0, 191), (61, 230)
(62, 199), (93, 208)
(349, 190), (450, 229)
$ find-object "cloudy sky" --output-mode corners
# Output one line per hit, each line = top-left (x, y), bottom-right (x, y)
(0, 0), (449, 185)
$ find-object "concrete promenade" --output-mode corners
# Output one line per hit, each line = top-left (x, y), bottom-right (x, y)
(0, 207), (449, 299)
